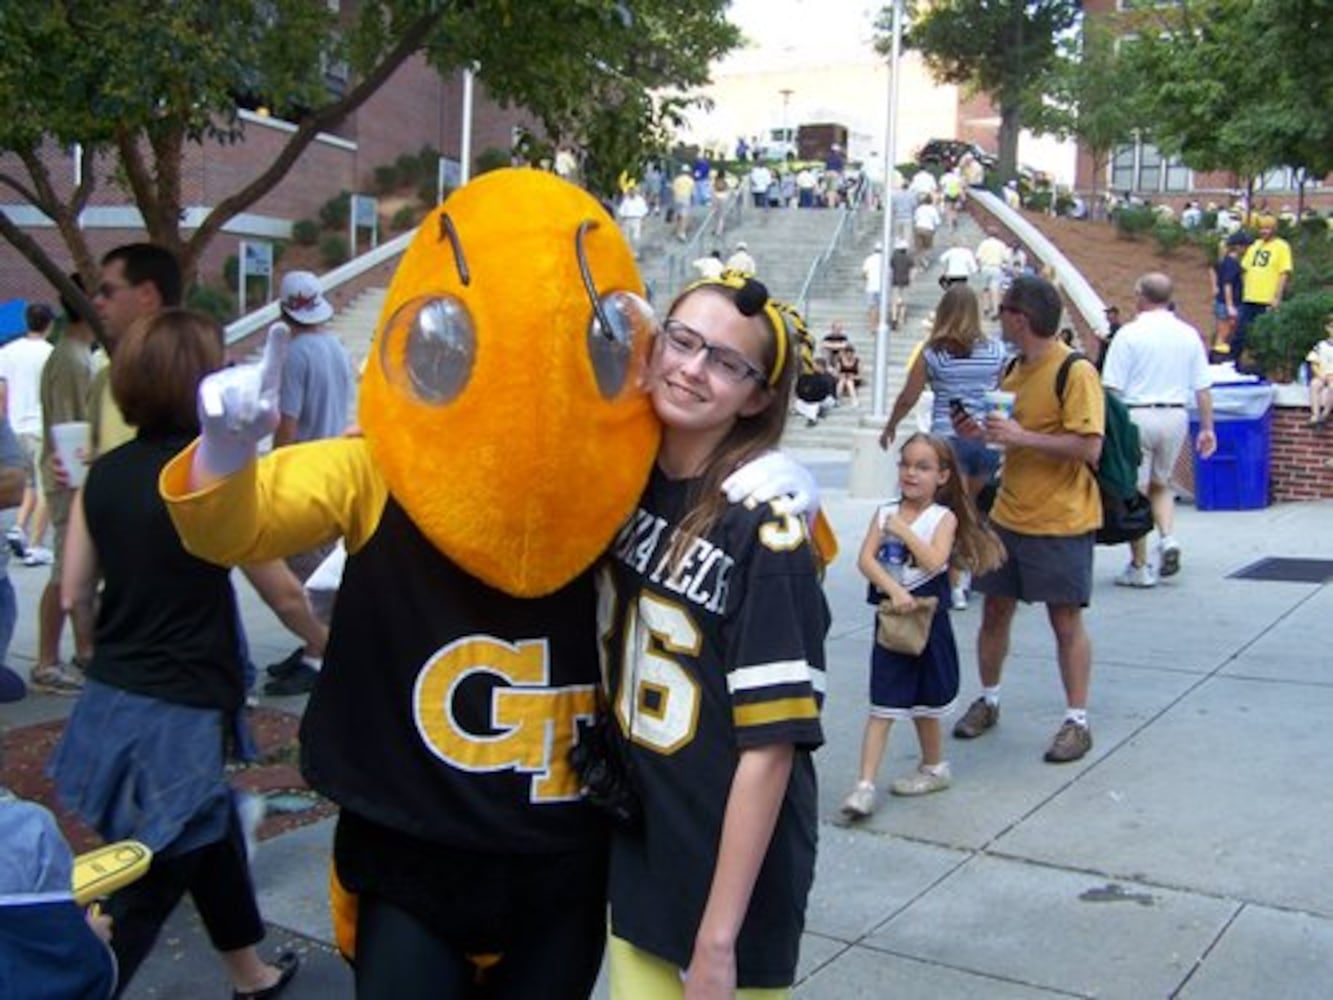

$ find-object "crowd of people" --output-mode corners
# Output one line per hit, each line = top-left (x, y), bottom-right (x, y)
(2, 156), (1322, 1000)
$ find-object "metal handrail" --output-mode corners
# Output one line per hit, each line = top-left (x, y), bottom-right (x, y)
(222, 228), (414, 347)
(794, 178), (870, 324)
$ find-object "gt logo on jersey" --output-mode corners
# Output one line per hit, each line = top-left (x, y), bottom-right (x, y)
(413, 635), (596, 802)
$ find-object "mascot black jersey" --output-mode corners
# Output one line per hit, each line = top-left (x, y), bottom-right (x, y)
(162, 438), (601, 852)
(602, 466), (829, 989)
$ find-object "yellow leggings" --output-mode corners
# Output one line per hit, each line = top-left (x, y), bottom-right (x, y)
(608, 934), (791, 1000)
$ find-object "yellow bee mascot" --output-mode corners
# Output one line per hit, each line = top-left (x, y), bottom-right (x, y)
(162, 169), (660, 997)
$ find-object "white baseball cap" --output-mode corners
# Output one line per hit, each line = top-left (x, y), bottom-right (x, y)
(279, 271), (334, 325)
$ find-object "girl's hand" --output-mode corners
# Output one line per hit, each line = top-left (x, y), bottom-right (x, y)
(884, 512), (911, 539)
(889, 590), (917, 613)
(684, 941), (736, 1000)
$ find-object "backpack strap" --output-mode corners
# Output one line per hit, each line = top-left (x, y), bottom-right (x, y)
(1053, 351), (1091, 402)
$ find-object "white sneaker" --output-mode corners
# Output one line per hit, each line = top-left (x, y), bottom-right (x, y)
(1158, 537), (1181, 578)
(951, 587), (968, 611)
(890, 763), (953, 796)
(1114, 563), (1158, 589)
(841, 781), (877, 820)
(22, 546), (53, 566)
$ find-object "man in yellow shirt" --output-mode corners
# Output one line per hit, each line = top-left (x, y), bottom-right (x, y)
(952, 275), (1105, 764)
(1236, 215), (1293, 368)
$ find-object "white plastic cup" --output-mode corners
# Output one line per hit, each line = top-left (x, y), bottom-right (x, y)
(982, 390), (1016, 450)
(50, 421), (91, 488)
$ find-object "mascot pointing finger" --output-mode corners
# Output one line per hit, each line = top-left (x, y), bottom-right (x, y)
(162, 168), (821, 998)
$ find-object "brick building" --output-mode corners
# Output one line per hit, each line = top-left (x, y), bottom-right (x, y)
(1074, 0), (1331, 209)
(0, 55), (529, 305)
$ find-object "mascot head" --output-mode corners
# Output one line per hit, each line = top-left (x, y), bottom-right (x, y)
(359, 169), (660, 597)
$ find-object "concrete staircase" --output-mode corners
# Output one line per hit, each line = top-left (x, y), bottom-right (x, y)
(311, 209), (995, 460)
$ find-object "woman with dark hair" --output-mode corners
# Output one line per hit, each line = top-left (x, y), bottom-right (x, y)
(876, 285), (1006, 610)
(51, 309), (298, 999)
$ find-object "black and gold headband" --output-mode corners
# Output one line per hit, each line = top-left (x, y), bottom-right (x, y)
(679, 271), (797, 387)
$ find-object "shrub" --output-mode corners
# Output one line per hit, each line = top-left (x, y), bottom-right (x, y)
(394, 152), (422, 186)
(1025, 190), (1053, 213)
(418, 176), (442, 209)
(186, 285), (235, 324)
(1246, 290), (1333, 380)
(373, 163), (400, 195)
(416, 144), (441, 178)
(319, 190), (351, 230)
(1115, 204), (1156, 239)
(1151, 220), (1186, 256)
(391, 204), (420, 232)
(319, 233), (349, 268)
(474, 147), (511, 176)
(292, 218), (320, 245)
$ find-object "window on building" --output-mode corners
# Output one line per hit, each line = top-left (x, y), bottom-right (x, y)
(1108, 139), (1191, 194)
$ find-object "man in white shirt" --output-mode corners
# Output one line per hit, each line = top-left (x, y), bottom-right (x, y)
(976, 230), (1010, 318)
(0, 304), (56, 564)
(861, 243), (884, 328)
(725, 240), (756, 275)
(616, 185), (649, 257)
(1101, 272), (1217, 587)
(937, 245), (979, 288)
(913, 198), (942, 265)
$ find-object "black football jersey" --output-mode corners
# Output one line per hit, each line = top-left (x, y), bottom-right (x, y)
(603, 467), (829, 988)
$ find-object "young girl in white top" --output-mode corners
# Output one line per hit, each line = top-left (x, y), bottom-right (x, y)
(842, 433), (1004, 817)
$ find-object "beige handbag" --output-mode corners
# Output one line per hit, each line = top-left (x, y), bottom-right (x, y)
(875, 595), (938, 656)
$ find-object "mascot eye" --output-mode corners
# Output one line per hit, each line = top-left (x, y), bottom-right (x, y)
(587, 291), (654, 399)
(380, 295), (476, 405)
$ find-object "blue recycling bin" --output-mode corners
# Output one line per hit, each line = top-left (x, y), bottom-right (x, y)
(1189, 382), (1275, 510)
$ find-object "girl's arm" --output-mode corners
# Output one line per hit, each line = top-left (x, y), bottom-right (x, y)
(855, 513), (912, 606)
(61, 490), (98, 614)
(887, 508), (957, 575)
(879, 353), (927, 447)
(686, 743), (795, 1000)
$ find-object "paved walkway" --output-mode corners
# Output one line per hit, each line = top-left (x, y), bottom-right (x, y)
(2, 484), (1328, 998)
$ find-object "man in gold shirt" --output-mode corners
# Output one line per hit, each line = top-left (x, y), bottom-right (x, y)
(952, 275), (1105, 764)
(1235, 215), (1293, 369)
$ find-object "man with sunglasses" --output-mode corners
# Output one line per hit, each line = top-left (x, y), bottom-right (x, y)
(953, 275), (1105, 764)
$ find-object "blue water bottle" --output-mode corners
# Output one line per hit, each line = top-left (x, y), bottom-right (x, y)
(877, 503), (906, 583)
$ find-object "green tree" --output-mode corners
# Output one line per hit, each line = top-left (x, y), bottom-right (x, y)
(0, 0), (738, 325)
(1121, 0), (1333, 200)
(1044, 21), (1142, 217)
(884, 1), (1081, 181)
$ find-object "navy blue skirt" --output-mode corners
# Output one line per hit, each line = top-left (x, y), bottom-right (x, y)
(868, 573), (960, 719)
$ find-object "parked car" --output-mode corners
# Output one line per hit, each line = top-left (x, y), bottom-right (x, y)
(916, 139), (997, 172)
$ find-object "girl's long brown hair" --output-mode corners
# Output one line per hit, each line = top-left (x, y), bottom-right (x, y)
(927, 284), (986, 358)
(664, 282), (799, 569)
(900, 432), (1006, 575)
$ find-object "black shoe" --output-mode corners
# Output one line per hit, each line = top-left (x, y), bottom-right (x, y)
(265, 646), (306, 679)
(233, 951), (299, 1000)
(263, 663), (320, 697)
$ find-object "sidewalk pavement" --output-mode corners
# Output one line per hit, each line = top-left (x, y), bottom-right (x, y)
(2, 486), (1330, 999)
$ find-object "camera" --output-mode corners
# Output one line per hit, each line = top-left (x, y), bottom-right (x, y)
(569, 711), (642, 831)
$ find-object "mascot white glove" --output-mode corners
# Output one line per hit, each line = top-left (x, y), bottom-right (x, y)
(721, 450), (820, 519)
(194, 322), (290, 484)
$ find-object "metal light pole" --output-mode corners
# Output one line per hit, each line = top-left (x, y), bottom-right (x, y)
(460, 66), (475, 185)
(779, 88), (794, 151)
(871, 0), (904, 419)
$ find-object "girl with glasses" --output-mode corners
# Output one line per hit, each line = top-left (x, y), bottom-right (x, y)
(600, 276), (829, 999)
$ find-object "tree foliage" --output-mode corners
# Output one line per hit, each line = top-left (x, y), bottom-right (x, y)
(1120, 0), (1333, 187)
(1044, 21), (1141, 210)
(882, 1), (1081, 181)
(0, 0), (738, 320)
